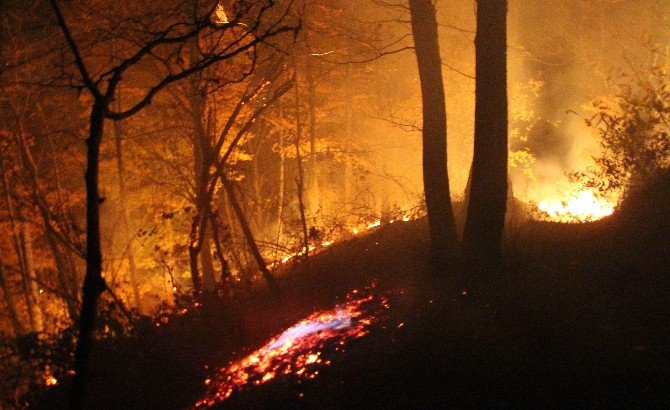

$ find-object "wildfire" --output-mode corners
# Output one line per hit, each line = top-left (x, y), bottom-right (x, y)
(193, 289), (387, 408)
(537, 188), (617, 223)
(267, 213), (415, 271)
(366, 220), (382, 230)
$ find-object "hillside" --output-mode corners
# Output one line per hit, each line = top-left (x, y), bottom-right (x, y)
(34, 186), (670, 408)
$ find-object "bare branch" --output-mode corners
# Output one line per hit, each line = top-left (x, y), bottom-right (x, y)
(48, 0), (102, 99)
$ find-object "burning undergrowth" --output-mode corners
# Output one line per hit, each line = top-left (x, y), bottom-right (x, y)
(535, 187), (618, 223)
(193, 285), (390, 408)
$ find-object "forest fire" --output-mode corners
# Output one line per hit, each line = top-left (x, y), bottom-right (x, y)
(267, 216), (413, 270)
(193, 289), (387, 408)
(2, 0), (669, 407)
(537, 188), (617, 223)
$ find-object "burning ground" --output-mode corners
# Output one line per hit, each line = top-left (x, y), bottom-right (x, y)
(33, 189), (670, 408)
(193, 287), (390, 408)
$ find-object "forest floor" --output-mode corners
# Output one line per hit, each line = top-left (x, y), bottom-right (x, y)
(37, 185), (670, 408)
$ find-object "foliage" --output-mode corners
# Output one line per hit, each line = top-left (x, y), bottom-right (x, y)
(574, 68), (670, 194)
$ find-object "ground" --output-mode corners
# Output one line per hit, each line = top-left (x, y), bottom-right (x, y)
(36, 188), (670, 409)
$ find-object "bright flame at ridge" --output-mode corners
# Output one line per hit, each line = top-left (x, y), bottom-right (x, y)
(537, 188), (617, 223)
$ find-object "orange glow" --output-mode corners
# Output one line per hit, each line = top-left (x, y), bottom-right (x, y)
(194, 288), (387, 407)
(267, 214), (419, 271)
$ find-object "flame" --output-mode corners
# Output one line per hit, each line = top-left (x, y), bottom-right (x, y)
(194, 289), (386, 408)
(367, 220), (381, 230)
(537, 188), (617, 223)
(268, 213), (417, 270)
(40, 366), (58, 387)
(213, 3), (229, 25)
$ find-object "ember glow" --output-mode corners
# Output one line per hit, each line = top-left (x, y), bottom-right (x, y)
(267, 214), (415, 271)
(194, 289), (387, 408)
(537, 188), (617, 223)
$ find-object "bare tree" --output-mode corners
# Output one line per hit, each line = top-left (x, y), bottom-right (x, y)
(46, 0), (298, 405)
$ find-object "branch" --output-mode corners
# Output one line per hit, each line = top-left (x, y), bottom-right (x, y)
(48, 0), (101, 99)
(207, 79), (294, 198)
(441, 61), (475, 80)
(107, 25), (297, 120)
(323, 46), (415, 65)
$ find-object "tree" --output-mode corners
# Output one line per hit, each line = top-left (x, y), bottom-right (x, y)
(463, 0), (509, 270)
(408, 0), (459, 269)
(46, 1), (297, 405)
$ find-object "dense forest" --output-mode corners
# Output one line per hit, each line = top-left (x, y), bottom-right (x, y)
(0, 0), (668, 408)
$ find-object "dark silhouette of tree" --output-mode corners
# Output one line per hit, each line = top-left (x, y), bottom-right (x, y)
(47, 0), (298, 406)
(408, 0), (459, 268)
(464, 0), (509, 270)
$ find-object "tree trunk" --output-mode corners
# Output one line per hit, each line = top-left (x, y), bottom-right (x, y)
(113, 113), (143, 314)
(64, 247), (81, 303)
(12, 119), (80, 323)
(409, 0), (459, 269)
(250, 139), (272, 230)
(2, 135), (43, 332)
(45, 134), (81, 320)
(45, 229), (80, 322)
(277, 128), (286, 239)
(0, 153), (37, 334)
(19, 220), (43, 333)
(293, 71), (310, 257)
(188, 230), (202, 295)
(463, 0), (509, 267)
(33, 267), (51, 333)
(0, 249), (26, 337)
(71, 100), (108, 409)
(221, 178), (275, 288)
(343, 66), (353, 218)
(199, 225), (217, 291)
(461, 166), (514, 236)
(219, 193), (248, 280)
(190, 81), (217, 293)
(210, 213), (232, 288)
(306, 53), (320, 217)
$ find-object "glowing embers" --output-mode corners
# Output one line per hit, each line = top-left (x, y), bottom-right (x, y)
(194, 289), (387, 408)
(537, 188), (617, 223)
(41, 366), (58, 387)
(266, 213), (416, 270)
